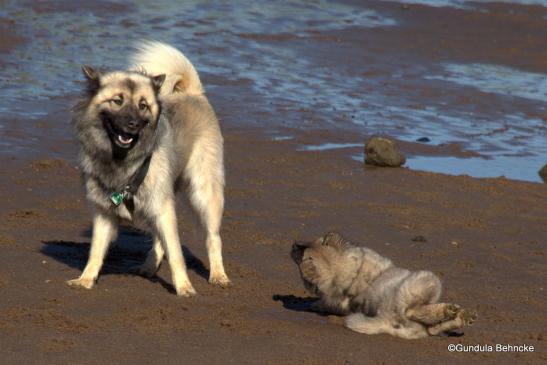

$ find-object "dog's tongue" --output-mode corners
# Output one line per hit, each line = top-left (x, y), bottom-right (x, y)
(118, 135), (133, 145)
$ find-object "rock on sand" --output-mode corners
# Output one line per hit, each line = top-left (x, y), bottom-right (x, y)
(539, 164), (547, 182)
(364, 136), (406, 167)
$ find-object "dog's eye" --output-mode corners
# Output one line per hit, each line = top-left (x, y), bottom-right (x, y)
(111, 97), (123, 106)
(139, 102), (148, 111)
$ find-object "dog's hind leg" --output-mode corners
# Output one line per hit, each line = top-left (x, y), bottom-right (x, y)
(406, 303), (461, 325)
(398, 270), (442, 311)
(196, 186), (230, 287)
(130, 236), (164, 277)
(427, 308), (478, 336)
(185, 150), (230, 288)
(67, 211), (117, 289)
(155, 200), (196, 296)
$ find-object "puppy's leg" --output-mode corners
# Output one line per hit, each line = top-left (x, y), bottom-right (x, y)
(130, 236), (164, 277)
(406, 303), (461, 325)
(155, 200), (196, 296)
(67, 212), (117, 289)
(397, 271), (442, 315)
(186, 160), (230, 287)
(427, 308), (478, 336)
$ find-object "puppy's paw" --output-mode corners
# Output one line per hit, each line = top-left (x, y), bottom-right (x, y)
(459, 309), (478, 326)
(444, 304), (461, 319)
(209, 274), (231, 288)
(300, 258), (319, 281)
(66, 277), (95, 290)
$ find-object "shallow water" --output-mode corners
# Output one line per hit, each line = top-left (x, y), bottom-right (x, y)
(352, 153), (544, 182)
(0, 0), (545, 182)
(299, 143), (363, 152)
(0, 0), (395, 111)
(426, 63), (547, 102)
(392, 0), (547, 8)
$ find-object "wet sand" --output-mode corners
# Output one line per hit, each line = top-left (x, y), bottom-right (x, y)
(1, 130), (546, 364)
(0, 1), (546, 364)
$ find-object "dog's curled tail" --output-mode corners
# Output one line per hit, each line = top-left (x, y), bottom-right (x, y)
(130, 41), (204, 96)
(345, 313), (390, 335)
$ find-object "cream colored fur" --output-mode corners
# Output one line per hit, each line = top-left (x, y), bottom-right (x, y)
(68, 42), (229, 296)
(292, 232), (477, 339)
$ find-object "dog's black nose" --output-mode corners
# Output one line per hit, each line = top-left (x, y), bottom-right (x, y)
(127, 120), (139, 130)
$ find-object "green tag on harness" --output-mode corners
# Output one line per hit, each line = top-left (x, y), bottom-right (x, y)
(110, 191), (125, 206)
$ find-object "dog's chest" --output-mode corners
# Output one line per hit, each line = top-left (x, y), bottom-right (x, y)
(114, 201), (151, 233)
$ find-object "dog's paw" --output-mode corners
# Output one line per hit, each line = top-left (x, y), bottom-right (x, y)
(209, 274), (231, 288)
(129, 263), (158, 278)
(459, 309), (478, 326)
(444, 304), (461, 319)
(175, 284), (197, 297)
(66, 277), (95, 290)
(300, 258), (319, 281)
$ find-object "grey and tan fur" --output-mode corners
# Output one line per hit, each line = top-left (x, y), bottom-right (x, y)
(291, 232), (477, 339)
(68, 41), (230, 296)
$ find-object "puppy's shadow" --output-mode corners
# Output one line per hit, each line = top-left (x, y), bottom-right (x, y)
(41, 226), (209, 293)
(272, 294), (319, 313)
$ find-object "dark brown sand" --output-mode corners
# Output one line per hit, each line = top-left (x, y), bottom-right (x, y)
(0, 1), (546, 364)
(0, 129), (545, 364)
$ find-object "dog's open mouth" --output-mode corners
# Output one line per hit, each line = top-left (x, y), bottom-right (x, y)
(117, 134), (134, 146)
(104, 120), (138, 149)
(113, 129), (137, 149)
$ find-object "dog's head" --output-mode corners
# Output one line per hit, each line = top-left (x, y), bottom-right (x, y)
(291, 232), (349, 294)
(75, 66), (165, 157)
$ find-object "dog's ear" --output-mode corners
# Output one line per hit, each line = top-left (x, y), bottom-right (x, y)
(81, 65), (101, 94)
(151, 74), (166, 93)
(322, 232), (347, 249)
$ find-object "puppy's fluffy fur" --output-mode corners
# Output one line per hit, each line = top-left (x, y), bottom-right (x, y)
(291, 232), (477, 339)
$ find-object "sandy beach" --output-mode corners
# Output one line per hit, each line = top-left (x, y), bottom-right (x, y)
(0, 1), (546, 364)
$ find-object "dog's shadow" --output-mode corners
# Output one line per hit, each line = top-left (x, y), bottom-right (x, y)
(41, 226), (209, 293)
(272, 294), (319, 313)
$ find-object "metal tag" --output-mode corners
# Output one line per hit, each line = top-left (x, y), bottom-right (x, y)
(110, 191), (125, 206)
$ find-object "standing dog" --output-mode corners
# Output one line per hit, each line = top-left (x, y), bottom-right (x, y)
(68, 41), (230, 296)
(291, 232), (477, 339)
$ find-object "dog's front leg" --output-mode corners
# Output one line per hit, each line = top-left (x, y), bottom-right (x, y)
(67, 211), (118, 289)
(154, 200), (196, 297)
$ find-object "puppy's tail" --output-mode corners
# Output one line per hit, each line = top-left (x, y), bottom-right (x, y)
(345, 313), (391, 335)
(129, 40), (204, 96)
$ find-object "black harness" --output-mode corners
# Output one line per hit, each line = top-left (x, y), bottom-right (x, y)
(109, 154), (152, 212)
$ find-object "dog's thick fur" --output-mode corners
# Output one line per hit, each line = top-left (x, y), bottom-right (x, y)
(68, 41), (230, 296)
(291, 232), (477, 339)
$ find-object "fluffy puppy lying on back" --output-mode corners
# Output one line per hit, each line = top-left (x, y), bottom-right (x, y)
(291, 232), (477, 339)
